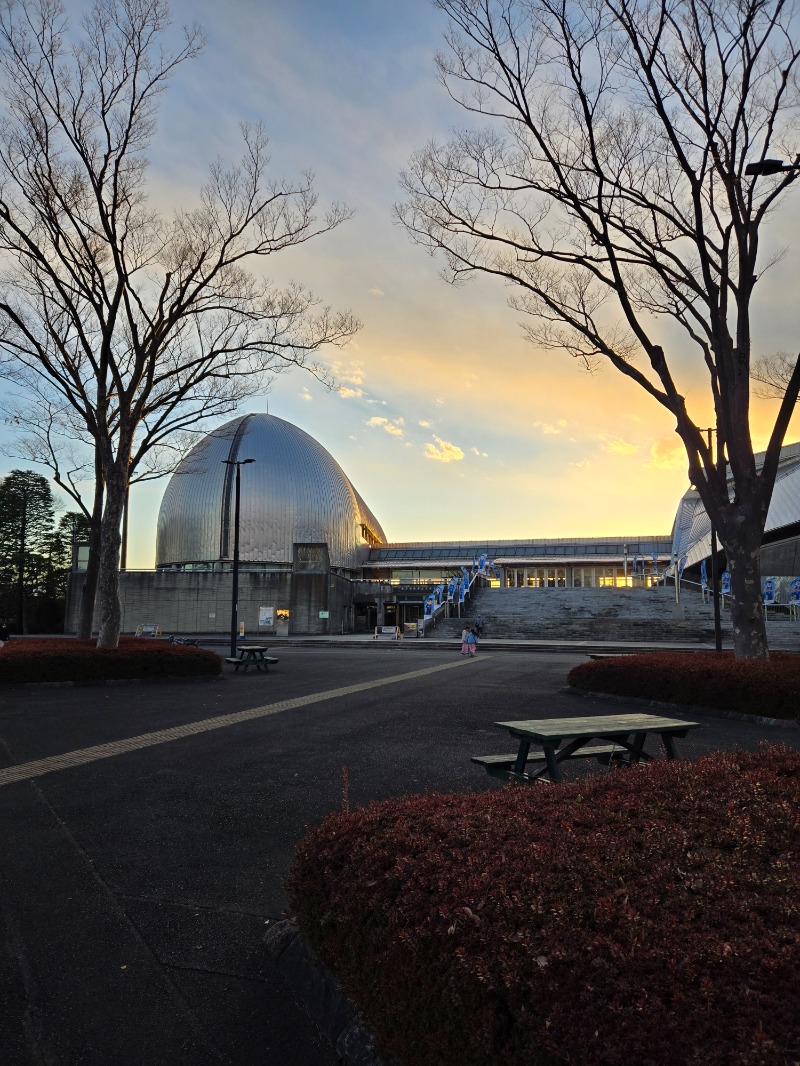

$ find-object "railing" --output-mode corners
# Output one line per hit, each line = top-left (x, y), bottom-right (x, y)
(419, 571), (489, 637)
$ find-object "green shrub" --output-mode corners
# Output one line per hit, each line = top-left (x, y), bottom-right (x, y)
(288, 747), (800, 1066)
(0, 637), (221, 683)
(568, 651), (800, 718)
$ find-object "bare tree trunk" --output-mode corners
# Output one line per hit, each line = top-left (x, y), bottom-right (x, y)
(95, 465), (126, 649)
(77, 477), (104, 639)
(725, 523), (769, 659)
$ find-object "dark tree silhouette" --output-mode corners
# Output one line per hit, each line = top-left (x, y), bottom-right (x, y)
(0, 469), (55, 632)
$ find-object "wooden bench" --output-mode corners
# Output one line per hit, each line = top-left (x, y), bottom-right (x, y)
(472, 744), (623, 782)
(225, 651), (279, 673)
(474, 714), (700, 784)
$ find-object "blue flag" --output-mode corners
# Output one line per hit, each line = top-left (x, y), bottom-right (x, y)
(700, 560), (707, 589)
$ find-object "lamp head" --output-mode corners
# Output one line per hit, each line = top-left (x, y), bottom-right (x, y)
(744, 158), (792, 176)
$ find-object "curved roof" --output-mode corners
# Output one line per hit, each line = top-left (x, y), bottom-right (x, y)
(156, 413), (386, 569)
(671, 441), (800, 569)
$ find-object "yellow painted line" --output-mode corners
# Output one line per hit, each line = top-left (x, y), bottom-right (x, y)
(0, 656), (488, 788)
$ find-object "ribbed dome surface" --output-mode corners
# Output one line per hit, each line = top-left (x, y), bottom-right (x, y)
(155, 413), (386, 569)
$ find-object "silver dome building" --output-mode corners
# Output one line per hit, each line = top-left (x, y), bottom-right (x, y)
(64, 413), (391, 637)
(156, 413), (386, 571)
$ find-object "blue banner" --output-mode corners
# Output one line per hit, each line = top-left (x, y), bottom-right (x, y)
(763, 576), (777, 605)
(790, 577), (800, 604)
(721, 571), (730, 595)
(700, 560), (707, 589)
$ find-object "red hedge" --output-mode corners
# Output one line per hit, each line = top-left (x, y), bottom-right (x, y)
(288, 747), (800, 1066)
(568, 651), (800, 718)
(0, 638), (221, 683)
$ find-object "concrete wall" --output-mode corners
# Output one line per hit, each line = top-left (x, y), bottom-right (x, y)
(760, 535), (800, 580)
(65, 569), (356, 636)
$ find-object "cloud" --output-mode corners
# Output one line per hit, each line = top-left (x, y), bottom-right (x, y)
(605, 438), (640, 455)
(595, 433), (639, 455)
(534, 419), (568, 435)
(647, 437), (687, 471)
(418, 420), (431, 428)
(300, 389), (312, 402)
(470, 446), (488, 457)
(329, 360), (365, 386)
(434, 398), (445, 407)
(366, 415), (404, 437)
(368, 287), (385, 297)
(338, 387), (364, 399)
(424, 436), (464, 463)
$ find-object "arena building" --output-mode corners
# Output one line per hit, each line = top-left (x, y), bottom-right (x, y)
(65, 413), (800, 635)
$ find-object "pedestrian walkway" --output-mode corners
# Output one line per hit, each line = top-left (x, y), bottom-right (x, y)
(1, 646), (796, 1066)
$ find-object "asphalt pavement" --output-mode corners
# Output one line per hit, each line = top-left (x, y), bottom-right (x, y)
(1, 644), (797, 1066)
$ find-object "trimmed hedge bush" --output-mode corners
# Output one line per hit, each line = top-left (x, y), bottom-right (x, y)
(568, 651), (800, 719)
(289, 747), (800, 1066)
(0, 638), (221, 683)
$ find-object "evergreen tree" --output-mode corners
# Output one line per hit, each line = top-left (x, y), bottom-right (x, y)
(0, 470), (55, 632)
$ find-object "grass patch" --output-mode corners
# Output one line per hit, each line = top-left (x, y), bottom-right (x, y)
(568, 651), (800, 719)
(289, 746), (800, 1066)
(0, 637), (221, 683)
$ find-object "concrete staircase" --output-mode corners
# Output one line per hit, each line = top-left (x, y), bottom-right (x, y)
(432, 585), (800, 645)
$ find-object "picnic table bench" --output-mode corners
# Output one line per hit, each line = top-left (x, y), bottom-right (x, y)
(473, 713), (700, 784)
(225, 645), (279, 673)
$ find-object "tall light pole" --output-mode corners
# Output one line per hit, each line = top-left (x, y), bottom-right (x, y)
(698, 428), (724, 652)
(222, 458), (255, 658)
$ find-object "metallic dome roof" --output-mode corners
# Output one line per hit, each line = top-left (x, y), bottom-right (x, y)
(155, 413), (386, 569)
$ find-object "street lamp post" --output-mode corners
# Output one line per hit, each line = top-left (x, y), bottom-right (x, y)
(700, 428), (724, 653)
(222, 458), (255, 659)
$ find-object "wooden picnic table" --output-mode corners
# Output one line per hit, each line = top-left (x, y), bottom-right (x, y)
(224, 645), (279, 673)
(473, 713), (700, 784)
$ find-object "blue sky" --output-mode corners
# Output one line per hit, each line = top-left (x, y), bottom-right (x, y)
(2, 0), (799, 567)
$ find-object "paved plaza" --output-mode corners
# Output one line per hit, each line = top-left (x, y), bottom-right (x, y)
(1, 645), (797, 1065)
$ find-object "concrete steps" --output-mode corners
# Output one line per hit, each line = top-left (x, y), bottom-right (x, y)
(435, 585), (800, 644)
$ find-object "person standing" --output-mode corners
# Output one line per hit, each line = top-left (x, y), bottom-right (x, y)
(466, 627), (478, 656)
(460, 625), (470, 655)
(475, 615), (484, 638)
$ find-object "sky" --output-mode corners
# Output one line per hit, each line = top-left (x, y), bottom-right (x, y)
(1, 0), (800, 568)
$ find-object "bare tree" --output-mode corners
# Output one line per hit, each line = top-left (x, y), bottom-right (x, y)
(0, 0), (358, 647)
(751, 351), (800, 401)
(1, 315), (293, 636)
(398, 0), (800, 659)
